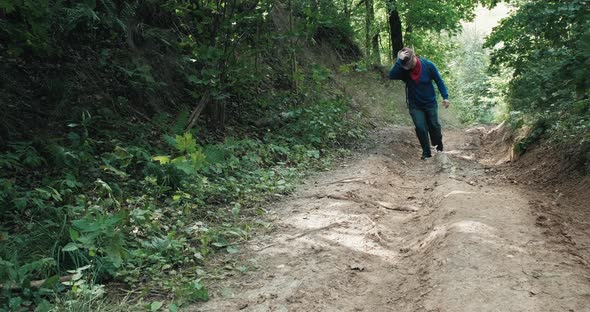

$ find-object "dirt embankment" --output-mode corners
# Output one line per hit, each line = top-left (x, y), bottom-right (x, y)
(478, 123), (590, 272)
(190, 125), (590, 312)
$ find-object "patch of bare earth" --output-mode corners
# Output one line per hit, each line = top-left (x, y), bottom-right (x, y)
(189, 126), (590, 312)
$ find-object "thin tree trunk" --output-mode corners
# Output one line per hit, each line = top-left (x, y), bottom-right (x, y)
(185, 90), (211, 131)
(288, 0), (297, 90)
(368, 0), (379, 64)
(186, 0), (222, 130)
(344, 0), (351, 20)
(365, 0), (373, 61)
(214, 0), (238, 129)
(372, 33), (381, 64)
(388, 25), (394, 63)
(388, 7), (403, 60)
(255, 11), (261, 75)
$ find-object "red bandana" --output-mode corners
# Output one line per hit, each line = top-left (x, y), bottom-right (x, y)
(409, 57), (422, 84)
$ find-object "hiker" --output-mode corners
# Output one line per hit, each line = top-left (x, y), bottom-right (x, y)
(388, 47), (450, 160)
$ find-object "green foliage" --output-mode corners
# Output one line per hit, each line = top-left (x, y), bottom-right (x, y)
(0, 0), (56, 56)
(406, 31), (455, 73)
(0, 257), (56, 310)
(0, 0), (368, 309)
(155, 133), (207, 174)
(400, 0), (480, 34)
(0, 142), (44, 171)
(514, 118), (549, 156)
(342, 0), (497, 64)
(0, 78), (365, 310)
(485, 0), (590, 140)
(67, 210), (128, 270)
(446, 30), (508, 124)
(282, 98), (364, 147)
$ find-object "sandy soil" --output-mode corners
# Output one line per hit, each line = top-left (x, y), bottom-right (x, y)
(188, 125), (590, 312)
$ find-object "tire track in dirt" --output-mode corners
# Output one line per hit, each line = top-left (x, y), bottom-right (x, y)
(190, 127), (590, 312)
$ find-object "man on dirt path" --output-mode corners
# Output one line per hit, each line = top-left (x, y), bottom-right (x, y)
(388, 47), (450, 160)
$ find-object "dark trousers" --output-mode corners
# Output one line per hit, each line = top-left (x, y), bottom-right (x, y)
(409, 105), (442, 157)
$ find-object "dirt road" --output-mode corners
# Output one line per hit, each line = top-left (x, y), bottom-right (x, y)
(191, 126), (590, 312)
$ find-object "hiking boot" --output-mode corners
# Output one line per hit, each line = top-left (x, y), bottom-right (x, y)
(436, 143), (444, 152)
(421, 154), (432, 160)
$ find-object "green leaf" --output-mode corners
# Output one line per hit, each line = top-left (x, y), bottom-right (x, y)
(189, 151), (207, 169)
(101, 164), (129, 179)
(307, 149), (320, 159)
(62, 243), (79, 252)
(231, 204), (240, 219)
(226, 245), (239, 254)
(188, 280), (209, 302)
(151, 301), (164, 311)
(69, 228), (80, 241)
(153, 156), (170, 164)
(171, 156), (187, 164)
(14, 197), (27, 210)
(35, 188), (51, 199)
(34, 300), (51, 312)
(72, 219), (101, 232)
(40, 275), (60, 289)
(168, 303), (179, 312)
(175, 132), (198, 153)
(9, 296), (22, 309)
(174, 161), (195, 174)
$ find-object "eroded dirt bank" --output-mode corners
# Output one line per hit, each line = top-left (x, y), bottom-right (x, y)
(190, 126), (590, 312)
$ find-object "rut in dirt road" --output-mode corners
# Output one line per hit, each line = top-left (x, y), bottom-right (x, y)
(192, 127), (590, 312)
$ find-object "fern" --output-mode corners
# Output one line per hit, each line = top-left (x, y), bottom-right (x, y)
(0, 153), (21, 171)
(63, 0), (127, 33)
(64, 1), (99, 30)
(117, 1), (139, 34)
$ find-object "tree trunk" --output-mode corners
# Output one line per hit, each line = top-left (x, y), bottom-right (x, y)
(255, 11), (261, 75)
(372, 33), (381, 64)
(344, 0), (351, 20)
(365, 0), (374, 61)
(288, 0), (297, 90)
(368, 0), (380, 64)
(388, 5), (403, 61)
(185, 90), (211, 131)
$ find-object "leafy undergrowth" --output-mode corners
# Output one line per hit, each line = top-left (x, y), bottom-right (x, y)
(0, 81), (365, 311)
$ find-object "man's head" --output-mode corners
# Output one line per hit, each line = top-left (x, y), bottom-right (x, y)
(399, 47), (417, 70)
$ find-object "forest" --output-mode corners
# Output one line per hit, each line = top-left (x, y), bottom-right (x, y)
(0, 0), (588, 311)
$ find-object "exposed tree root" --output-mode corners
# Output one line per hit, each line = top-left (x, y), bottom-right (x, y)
(309, 194), (418, 212)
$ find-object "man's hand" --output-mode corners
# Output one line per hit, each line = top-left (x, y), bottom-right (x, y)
(398, 50), (410, 61)
(443, 99), (450, 109)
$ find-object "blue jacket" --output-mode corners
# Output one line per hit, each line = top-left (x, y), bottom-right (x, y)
(389, 57), (449, 108)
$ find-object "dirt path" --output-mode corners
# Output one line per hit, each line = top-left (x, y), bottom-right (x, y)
(190, 126), (590, 312)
